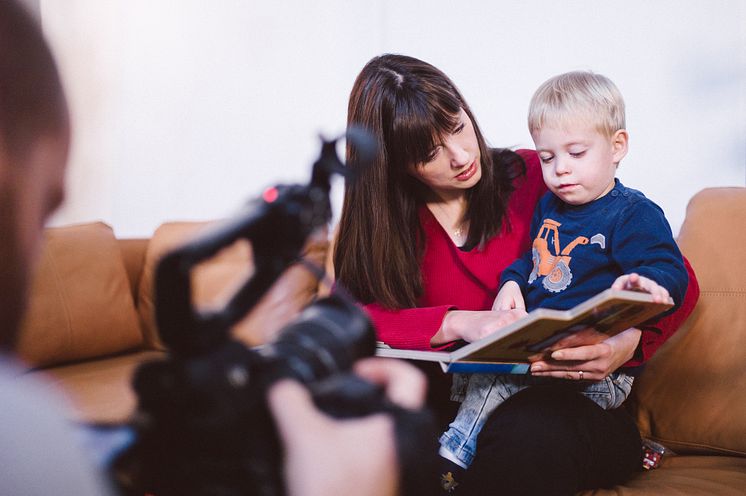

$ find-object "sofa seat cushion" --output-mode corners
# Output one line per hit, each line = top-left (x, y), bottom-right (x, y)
(583, 455), (746, 495)
(16, 222), (144, 368)
(24, 350), (165, 423)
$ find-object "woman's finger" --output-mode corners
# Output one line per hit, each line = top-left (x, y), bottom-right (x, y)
(530, 368), (605, 381)
(549, 343), (610, 362)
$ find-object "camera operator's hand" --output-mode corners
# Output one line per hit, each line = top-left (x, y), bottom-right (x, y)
(267, 358), (426, 496)
(352, 357), (427, 410)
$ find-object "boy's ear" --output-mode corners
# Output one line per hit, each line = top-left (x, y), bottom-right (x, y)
(611, 129), (629, 164)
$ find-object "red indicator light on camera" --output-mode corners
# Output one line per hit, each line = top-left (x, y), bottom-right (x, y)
(262, 187), (279, 203)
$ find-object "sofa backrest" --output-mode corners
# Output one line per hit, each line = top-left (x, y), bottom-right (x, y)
(118, 238), (148, 305)
(16, 222), (144, 368)
(630, 187), (746, 456)
(15, 217), (328, 370)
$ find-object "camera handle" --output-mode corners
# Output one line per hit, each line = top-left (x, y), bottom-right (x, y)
(155, 129), (374, 357)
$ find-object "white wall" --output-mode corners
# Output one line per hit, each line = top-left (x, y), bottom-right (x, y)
(41, 0), (745, 238)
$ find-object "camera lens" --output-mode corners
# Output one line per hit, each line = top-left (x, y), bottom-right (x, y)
(261, 295), (376, 384)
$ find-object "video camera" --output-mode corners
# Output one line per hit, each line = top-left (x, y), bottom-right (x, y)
(105, 131), (437, 496)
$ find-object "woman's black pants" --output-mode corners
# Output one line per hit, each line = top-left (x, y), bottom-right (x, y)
(458, 386), (642, 496)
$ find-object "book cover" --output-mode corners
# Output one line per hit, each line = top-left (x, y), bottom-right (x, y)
(375, 288), (672, 373)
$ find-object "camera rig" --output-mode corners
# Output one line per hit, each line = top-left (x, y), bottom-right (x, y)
(155, 129), (372, 357)
(105, 130), (436, 496)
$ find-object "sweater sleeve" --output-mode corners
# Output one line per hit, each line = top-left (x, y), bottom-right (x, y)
(622, 256), (699, 369)
(499, 197), (545, 290)
(611, 200), (689, 309)
(499, 254), (533, 290)
(364, 302), (455, 351)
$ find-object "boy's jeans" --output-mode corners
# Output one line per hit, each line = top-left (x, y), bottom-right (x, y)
(439, 372), (635, 468)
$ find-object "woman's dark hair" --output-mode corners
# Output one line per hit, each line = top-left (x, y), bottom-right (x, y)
(334, 54), (525, 309)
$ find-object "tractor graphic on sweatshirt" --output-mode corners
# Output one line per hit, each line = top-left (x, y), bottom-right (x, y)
(527, 219), (596, 293)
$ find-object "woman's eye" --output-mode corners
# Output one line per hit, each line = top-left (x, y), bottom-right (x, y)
(426, 148), (440, 162)
(569, 151), (586, 158)
(452, 122), (465, 135)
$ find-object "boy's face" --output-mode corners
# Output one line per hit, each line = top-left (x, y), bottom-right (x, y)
(532, 123), (628, 206)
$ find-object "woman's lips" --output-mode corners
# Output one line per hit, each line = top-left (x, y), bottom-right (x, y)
(455, 161), (477, 181)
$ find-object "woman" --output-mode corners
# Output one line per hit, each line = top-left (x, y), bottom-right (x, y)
(334, 54), (698, 494)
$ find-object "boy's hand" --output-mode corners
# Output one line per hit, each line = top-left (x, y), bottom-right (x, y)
(492, 281), (526, 311)
(612, 272), (672, 303)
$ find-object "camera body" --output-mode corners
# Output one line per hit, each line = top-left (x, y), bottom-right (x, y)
(118, 296), (383, 496)
(110, 134), (436, 495)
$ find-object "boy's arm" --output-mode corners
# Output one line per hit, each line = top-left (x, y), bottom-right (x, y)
(611, 201), (689, 309)
(499, 251), (533, 290)
(610, 200), (698, 368)
(624, 257), (698, 368)
(499, 199), (545, 290)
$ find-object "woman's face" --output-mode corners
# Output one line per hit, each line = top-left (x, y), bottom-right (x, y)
(408, 108), (481, 200)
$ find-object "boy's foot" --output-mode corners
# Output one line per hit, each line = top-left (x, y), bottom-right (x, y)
(439, 457), (465, 493)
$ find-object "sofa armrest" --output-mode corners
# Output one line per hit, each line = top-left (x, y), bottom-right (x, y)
(630, 187), (746, 456)
(16, 222), (144, 368)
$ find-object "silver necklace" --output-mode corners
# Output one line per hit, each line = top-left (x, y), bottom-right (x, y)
(431, 201), (467, 241)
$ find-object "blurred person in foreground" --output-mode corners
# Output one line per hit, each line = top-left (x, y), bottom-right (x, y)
(0, 2), (423, 495)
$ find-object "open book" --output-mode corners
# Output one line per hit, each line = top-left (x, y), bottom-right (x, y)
(375, 288), (672, 374)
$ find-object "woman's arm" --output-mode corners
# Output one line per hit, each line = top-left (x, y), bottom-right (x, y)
(431, 308), (527, 346)
(365, 302), (455, 351)
(367, 303), (527, 350)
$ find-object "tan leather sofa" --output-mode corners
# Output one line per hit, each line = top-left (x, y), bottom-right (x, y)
(586, 187), (746, 495)
(17, 221), (326, 423)
(16, 188), (746, 493)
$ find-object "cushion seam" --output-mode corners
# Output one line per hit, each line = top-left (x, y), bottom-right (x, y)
(649, 435), (746, 457)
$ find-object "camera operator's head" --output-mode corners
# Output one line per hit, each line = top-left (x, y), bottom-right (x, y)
(0, 0), (70, 349)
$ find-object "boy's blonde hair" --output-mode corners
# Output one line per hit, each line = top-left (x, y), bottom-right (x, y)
(528, 71), (625, 138)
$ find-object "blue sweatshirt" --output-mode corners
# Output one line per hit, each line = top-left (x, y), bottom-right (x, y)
(500, 179), (688, 312)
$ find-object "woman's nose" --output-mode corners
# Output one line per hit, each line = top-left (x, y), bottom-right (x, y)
(447, 142), (470, 167)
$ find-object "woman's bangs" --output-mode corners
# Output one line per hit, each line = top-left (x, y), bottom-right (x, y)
(389, 96), (460, 168)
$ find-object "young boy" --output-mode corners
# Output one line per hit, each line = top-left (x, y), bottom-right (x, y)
(438, 71), (689, 478)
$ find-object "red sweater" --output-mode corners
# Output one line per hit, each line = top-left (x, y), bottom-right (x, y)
(365, 150), (699, 369)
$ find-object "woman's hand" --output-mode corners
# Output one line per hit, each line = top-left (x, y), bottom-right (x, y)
(529, 327), (642, 381)
(432, 308), (528, 346)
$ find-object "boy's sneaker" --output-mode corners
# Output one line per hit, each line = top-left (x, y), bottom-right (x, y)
(438, 457), (465, 493)
(642, 438), (672, 470)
